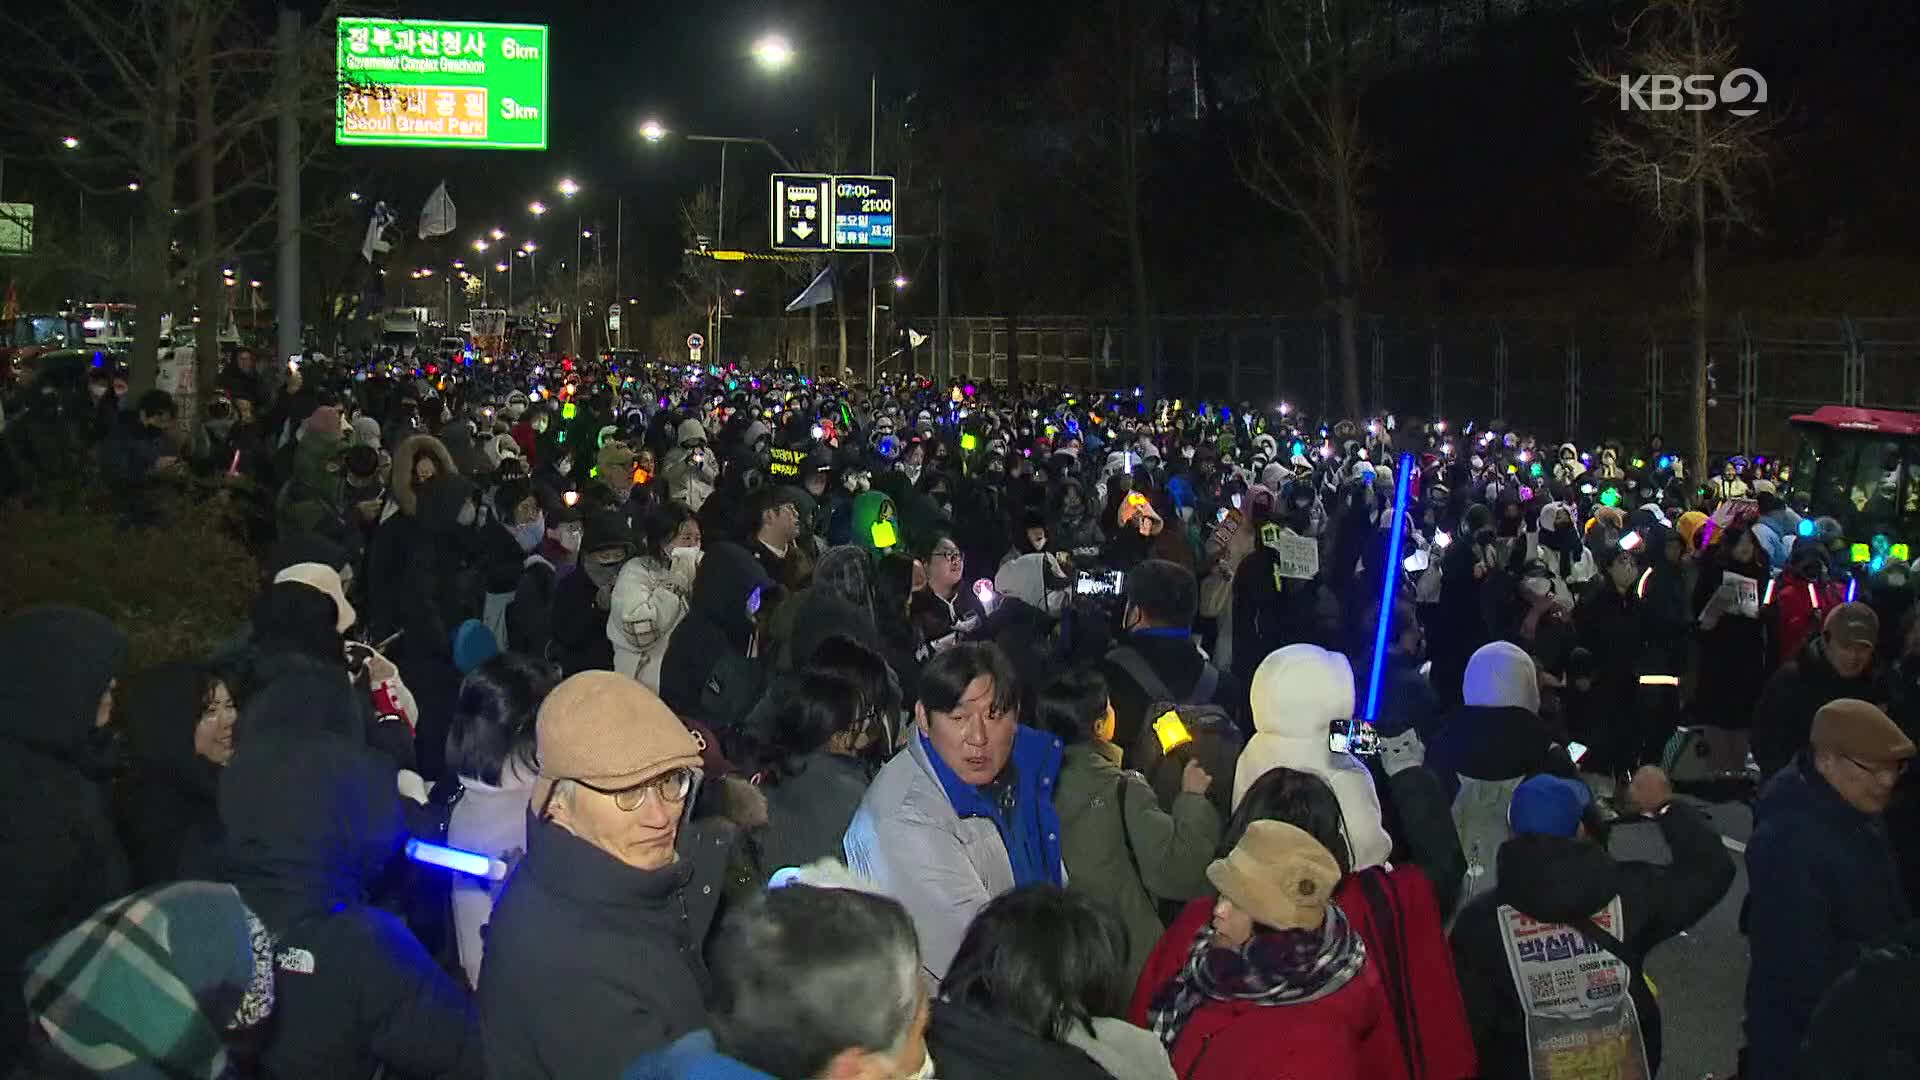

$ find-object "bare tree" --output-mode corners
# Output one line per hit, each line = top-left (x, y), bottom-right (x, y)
(1045, 0), (1160, 391)
(2, 0), (352, 394)
(1581, 0), (1773, 474)
(1235, 0), (1387, 418)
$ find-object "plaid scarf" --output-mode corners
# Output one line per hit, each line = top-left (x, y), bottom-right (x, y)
(1148, 904), (1366, 1052)
(24, 881), (275, 1079)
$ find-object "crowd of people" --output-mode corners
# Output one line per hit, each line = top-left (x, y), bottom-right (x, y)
(1, 342), (1916, 1079)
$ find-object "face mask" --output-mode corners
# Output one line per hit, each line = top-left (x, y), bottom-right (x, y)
(584, 554), (625, 590)
(556, 524), (584, 552)
(513, 512), (546, 553)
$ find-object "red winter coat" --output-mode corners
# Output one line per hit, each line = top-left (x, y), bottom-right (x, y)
(1335, 866), (1477, 1080)
(1771, 569), (1845, 668)
(1129, 897), (1403, 1080)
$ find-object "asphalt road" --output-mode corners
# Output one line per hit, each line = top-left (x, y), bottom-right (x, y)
(1608, 797), (1753, 1080)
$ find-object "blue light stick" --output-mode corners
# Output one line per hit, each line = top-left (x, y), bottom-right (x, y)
(405, 839), (508, 880)
(1363, 453), (1416, 722)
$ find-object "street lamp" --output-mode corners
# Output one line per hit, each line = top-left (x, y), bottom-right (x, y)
(248, 279), (261, 288)
(893, 276), (910, 289)
(490, 227), (505, 241)
(732, 287), (745, 297)
(752, 33), (794, 71)
(556, 177), (580, 198)
(473, 238), (488, 252)
(639, 118), (667, 143)
(528, 200), (547, 216)
(348, 191), (361, 202)
(126, 181), (140, 191)
(60, 136), (79, 150)
(451, 260), (464, 270)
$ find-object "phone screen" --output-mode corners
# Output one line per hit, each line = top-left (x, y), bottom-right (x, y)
(1566, 741), (1589, 764)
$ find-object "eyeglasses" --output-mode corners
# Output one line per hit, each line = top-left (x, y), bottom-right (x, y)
(1843, 754), (1911, 782)
(931, 548), (963, 562)
(578, 767), (696, 811)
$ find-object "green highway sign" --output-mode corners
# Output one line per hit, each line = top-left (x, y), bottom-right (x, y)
(336, 18), (549, 150)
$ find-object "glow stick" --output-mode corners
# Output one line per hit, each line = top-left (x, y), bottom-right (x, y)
(1846, 577), (1858, 603)
(1363, 453), (1416, 722)
(405, 839), (507, 880)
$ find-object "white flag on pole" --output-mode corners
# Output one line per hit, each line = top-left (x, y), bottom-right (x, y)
(361, 201), (397, 262)
(785, 264), (835, 312)
(418, 181), (456, 239)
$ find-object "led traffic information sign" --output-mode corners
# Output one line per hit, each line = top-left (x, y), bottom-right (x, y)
(769, 173), (898, 252)
(832, 175), (895, 252)
(336, 18), (549, 150)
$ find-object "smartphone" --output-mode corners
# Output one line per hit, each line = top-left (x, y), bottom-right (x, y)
(1329, 719), (1379, 756)
(1566, 741), (1590, 765)
(1074, 570), (1124, 597)
(1216, 507), (1230, 524)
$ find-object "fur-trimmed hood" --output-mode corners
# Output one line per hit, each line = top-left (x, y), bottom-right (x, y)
(390, 434), (458, 517)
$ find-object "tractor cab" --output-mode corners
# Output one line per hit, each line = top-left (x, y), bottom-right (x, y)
(1787, 406), (1920, 571)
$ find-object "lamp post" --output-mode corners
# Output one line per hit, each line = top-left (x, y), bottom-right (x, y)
(557, 177), (582, 351)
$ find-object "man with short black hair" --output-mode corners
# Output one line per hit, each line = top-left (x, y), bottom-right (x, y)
(744, 484), (804, 587)
(1101, 558), (1246, 755)
(844, 642), (1066, 982)
(629, 884), (932, 1079)
(99, 389), (183, 524)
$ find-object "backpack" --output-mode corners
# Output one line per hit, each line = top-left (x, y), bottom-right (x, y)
(1450, 774), (1527, 920)
(1109, 644), (1243, 816)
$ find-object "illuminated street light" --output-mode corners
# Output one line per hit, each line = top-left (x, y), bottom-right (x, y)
(639, 118), (668, 143)
(221, 267), (234, 277)
(489, 227), (505, 241)
(248, 279), (261, 288)
(556, 177), (580, 198)
(732, 287), (745, 297)
(581, 229), (593, 239)
(126, 181), (140, 191)
(514, 250), (526, 259)
(61, 136), (79, 149)
(752, 33), (794, 71)
(494, 262), (509, 273)
(528, 200), (548, 216)
(348, 191), (362, 202)
(892, 275), (910, 289)
(522, 240), (537, 253)
(451, 260), (465, 269)
(418, 267), (433, 277)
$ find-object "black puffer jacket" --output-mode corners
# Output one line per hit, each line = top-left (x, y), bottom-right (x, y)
(221, 731), (483, 1078)
(1448, 805), (1734, 1079)
(1751, 635), (1882, 782)
(923, 1000), (1112, 1080)
(116, 662), (226, 888)
(0, 606), (129, 1072)
(659, 543), (773, 720)
(478, 816), (733, 1078)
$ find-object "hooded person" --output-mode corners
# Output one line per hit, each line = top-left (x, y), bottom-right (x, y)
(115, 662), (237, 888)
(276, 421), (356, 555)
(1231, 644), (1395, 871)
(384, 433), (458, 523)
(982, 551), (1070, 711)
(366, 467), (483, 665)
(0, 606), (131, 1072)
(219, 730), (483, 1077)
(1447, 771), (1734, 1080)
(661, 417), (719, 510)
(549, 508), (636, 676)
(658, 542), (777, 724)
(850, 489), (903, 557)
(1425, 641), (1576, 906)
